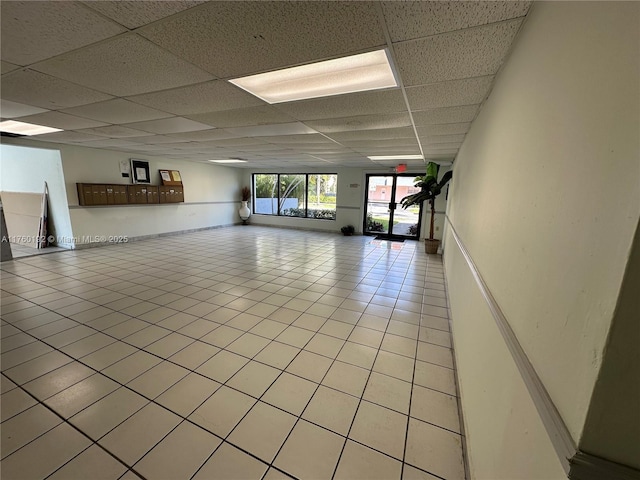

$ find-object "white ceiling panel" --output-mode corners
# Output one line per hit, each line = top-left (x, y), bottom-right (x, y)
(186, 105), (298, 128)
(28, 130), (107, 143)
(416, 123), (471, 136)
(260, 134), (337, 145)
(32, 34), (214, 96)
(125, 117), (213, 135)
(420, 134), (466, 145)
(165, 130), (240, 142)
(225, 123), (318, 138)
(412, 105), (479, 126)
(382, 1), (531, 42)
(127, 81), (265, 116)
(277, 89), (406, 121)
(16, 111), (108, 130)
(326, 127), (416, 142)
(1, 69), (113, 109)
(338, 139), (419, 148)
(207, 138), (270, 147)
(0, 1), (126, 66)
(61, 99), (172, 124)
(82, 1), (207, 29)
(138, 1), (385, 78)
(80, 138), (139, 148)
(77, 125), (149, 138)
(395, 20), (523, 86)
(127, 135), (190, 145)
(1, 100), (48, 118)
(406, 76), (494, 110)
(303, 112), (412, 133)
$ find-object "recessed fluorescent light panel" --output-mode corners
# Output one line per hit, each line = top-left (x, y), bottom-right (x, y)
(209, 159), (247, 164)
(368, 155), (424, 161)
(229, 49), (398, 104)
(0, 120), (62, 136)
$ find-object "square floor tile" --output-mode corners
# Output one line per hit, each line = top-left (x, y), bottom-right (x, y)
(413, 360), (457, 396)
(200, 325), (243, 348)
(228, 401), (297, 462)
(254, 341), (300, 370)
(1, 423), (91, 479)
(322, 361), (369, 397)
(196, 350), (249, 383)
(226, 333), (270, 358)
(305, 333), (345, 358)
(274, 420), (344, 480)
(127, 361), (189, 399)
(373, 351), (415, 382)
(48, 444), (127, 480)
(193, 442), (268, 479)
(416, 342), (453, 369)
(250, 319), (288, 339)
(276, 326), (314, 348)
(402, 464), (441, 480)
(169, 341), (220, 369)
(349, 325), (384, 348)
(410, 385), (460, 433)
(334, 440), (402, 480)
(45, 373), (119, 418)
(302, 385), (359, 436)
(70, 387), (148, 440)
(285, 350), (332, 383)
(145, 332), (194, 357)
(405, 418), (464, 480)
(226, 312), (263, 331)
(227, 361), (281, 397)
(336, 342), (377, 369)
(291, 313), (326, 332)
(262, 372), (317, 415)
(1, 387), (37, 422)
(1, 404), (61, 458)
(349, 401), (408, 460)
(135, 421), (221, 480)
(189, 385), (256, 437)
(363, 372), (412, 415)
(22, 361), (94, 401)
(156, 373), (220, 417)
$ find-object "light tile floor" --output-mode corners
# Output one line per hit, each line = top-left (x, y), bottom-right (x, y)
(0, 226), (465, 480)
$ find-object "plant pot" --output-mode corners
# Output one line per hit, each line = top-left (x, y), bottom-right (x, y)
(424, 238), (440, 254)
(239, 201), (251, 225)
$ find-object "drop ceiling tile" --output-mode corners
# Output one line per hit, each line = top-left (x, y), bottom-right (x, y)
(411, 105), (479, 126)
(32, 34), (214, 97)
(225, 122), (317, 137)
(419, 142), (462, 150)
(353, 146), (420, 155)
(1, 61), (20, 75)
(128, 135), (190, 145)
(28, 131), (106, 143)
(278, 89), (406, 121)
(416, 123), (470, 136)
(406, 76), (493, 110)
(127, 81), (264, 116)
(138, 1), (385, 78)
(165, 130), (239, 142)
(80, 139), (139, 148)
(206, 138), (270, 147)
(1, 1), (126, 66)
(61, 99), (173, 124)
(15, 111), (108, 130)
(1, 69), (113, 109)
(261, 134), (335, 145)
(125, 117), (213, 134)
(186, 105), (297, 128)
(420, 134), (466, 145)
(395, 20), (523, 86)
(339, 139), (419, 149)
(303, 113), (412, 133)
(327, 127), (415, 142)
(382, 1), (531, 42)
(82, 1), (207, 29)
(76, 125), (149, 138)
(1, 100), (49, 118)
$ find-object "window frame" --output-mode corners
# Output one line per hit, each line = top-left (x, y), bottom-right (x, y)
(252, 173), (337, 220)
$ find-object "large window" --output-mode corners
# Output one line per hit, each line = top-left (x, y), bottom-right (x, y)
(253, 173), (337, 220)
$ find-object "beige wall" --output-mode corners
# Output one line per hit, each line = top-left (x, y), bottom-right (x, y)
(3, 138), (243, 245)
(444, 1), (639, 477)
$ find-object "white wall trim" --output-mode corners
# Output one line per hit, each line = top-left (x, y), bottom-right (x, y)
(444, 215), (577, 473)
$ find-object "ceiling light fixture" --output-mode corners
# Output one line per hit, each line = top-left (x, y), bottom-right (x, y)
(0, 120), (62, 136)
(368, 155), (424, 161)
(229, 49), (398, 104)
(208, 159), (247, 164)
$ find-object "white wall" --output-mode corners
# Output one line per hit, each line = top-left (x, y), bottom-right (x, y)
(443, 1), (639, 477)
(3, 138), (243, 246)
(0, 144), (74, 248)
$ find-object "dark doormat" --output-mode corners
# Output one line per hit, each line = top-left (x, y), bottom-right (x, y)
(374, 236), (405, 242)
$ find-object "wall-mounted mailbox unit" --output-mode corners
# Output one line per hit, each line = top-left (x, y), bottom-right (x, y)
(77, 183), (183, 207)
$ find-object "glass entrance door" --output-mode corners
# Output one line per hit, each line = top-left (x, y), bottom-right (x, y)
(364, 174), (422, 239)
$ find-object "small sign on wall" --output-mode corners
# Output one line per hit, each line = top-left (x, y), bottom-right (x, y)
(131, 159), (151, 184)
(119, 159), (131, 178)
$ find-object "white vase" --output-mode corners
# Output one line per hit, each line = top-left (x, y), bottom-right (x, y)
(239, 200), (251, 224)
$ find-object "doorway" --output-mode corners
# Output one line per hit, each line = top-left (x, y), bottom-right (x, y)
(364, 174), (422, 239)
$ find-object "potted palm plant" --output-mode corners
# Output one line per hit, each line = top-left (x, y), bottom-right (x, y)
(399, 162), (452, 254)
